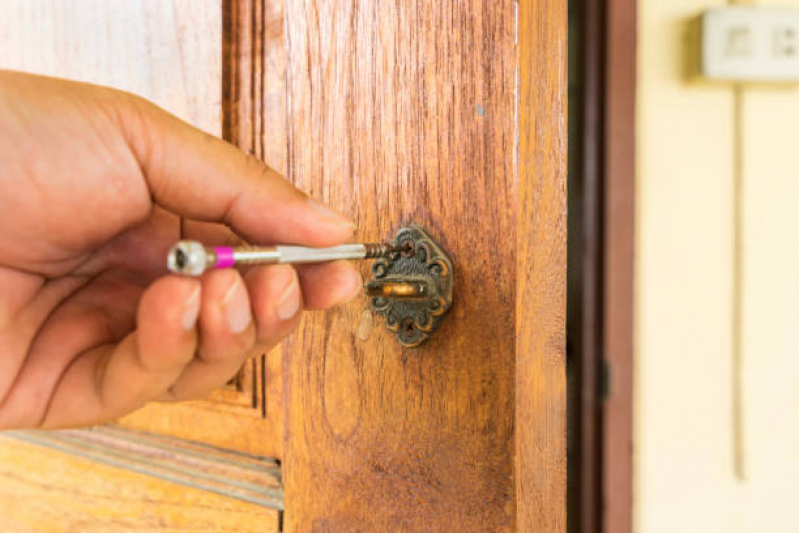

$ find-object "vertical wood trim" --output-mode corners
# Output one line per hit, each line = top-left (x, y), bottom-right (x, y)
(517, 0), (568, 532)
(571, 0), (637, 529)
(223, 0), (264, 156)
(603, 0), (636, 530)
(223, 0), (287, 174)
(222, 0), (255, 151)
(221, 0), (286, 459)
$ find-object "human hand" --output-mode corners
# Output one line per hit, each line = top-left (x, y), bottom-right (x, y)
(0, 71), (361, 429)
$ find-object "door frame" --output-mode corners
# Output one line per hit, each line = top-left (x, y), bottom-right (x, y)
(570, 0), (636, 531)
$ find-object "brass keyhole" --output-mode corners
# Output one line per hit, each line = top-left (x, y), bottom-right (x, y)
(364, 225), (453, 348)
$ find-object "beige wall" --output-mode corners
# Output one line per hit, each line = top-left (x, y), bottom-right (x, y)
(637, 0), (799, 531)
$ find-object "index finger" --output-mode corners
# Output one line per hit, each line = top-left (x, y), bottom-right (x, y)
(118, 95), (355, 247)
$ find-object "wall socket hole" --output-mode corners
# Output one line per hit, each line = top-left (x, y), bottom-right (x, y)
(774, 26), (798, 57)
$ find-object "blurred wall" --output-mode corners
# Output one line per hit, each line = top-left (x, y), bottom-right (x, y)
(637, 0), (799, 531)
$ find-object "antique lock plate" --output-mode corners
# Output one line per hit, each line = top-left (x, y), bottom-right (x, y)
(365, 225), (453, 347)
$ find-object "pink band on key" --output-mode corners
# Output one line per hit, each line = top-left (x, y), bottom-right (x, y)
(213, 247), (236, 268)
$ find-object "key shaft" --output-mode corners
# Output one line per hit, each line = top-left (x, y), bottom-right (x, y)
(168, 240), (393, 276)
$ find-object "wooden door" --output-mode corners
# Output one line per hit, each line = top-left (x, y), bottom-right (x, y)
(0, 1), (566, 531)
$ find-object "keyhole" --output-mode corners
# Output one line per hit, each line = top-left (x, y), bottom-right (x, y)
(400, 318), (416, 337)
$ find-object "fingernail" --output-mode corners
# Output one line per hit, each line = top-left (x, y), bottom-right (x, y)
(182, 286), (201, 330)
(307, 198), (356, 230)
(222, 275), (252, 333)
(340, 268), (363, 304)
(276, 276), (301, 321)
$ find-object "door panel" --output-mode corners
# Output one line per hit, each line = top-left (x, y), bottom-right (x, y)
(281, 1), (566, 531)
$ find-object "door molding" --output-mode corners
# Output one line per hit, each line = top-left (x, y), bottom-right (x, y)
(571, 0), (636, 531)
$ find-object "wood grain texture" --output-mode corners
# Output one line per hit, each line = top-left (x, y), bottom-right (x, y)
(281, 1), (565, 530)
(0, 434), (280, 532)
(517, 1), (568, 531)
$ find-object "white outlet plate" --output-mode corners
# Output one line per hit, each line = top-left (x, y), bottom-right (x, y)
(702, 7), (799, 82)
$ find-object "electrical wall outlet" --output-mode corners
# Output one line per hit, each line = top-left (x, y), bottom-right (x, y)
(702, 7), (799, 82)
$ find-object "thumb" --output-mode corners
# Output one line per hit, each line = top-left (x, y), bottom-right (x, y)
(117, 95), (355, 247)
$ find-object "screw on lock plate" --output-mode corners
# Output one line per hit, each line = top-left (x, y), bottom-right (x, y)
(364, 225), (454, 347)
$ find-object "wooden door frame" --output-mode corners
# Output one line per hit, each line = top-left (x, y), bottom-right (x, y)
(570, 0), (636, 531)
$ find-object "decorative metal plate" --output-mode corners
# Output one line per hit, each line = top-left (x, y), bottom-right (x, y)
(366, 225), (453, 347)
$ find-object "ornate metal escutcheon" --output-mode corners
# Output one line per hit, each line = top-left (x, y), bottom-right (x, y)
(365, 225), (454, 347)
